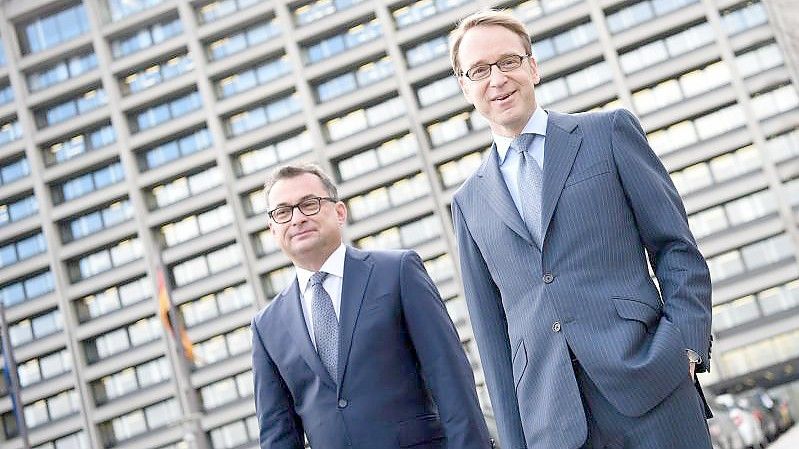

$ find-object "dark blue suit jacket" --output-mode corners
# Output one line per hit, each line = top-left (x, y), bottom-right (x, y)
(251, 247), (490, 449)
(452, 109), (712, 449)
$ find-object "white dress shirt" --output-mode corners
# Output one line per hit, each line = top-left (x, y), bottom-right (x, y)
(493, 106), (548, 216)
(295, 243), (346, 349)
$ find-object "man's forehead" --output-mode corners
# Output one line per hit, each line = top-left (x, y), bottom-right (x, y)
(459, 26), (528, 65)
(269, 175), (327, 203)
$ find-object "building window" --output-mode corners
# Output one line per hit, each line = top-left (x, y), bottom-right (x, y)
(8, 308), (63, 347)
(160, 203), (233, 247)
(31, 430), (89, 449)
(0, 193), (38, 227)
(206, 18), (280, 62)
(181, 283), (254, 327)
(147, 165), (223, 210)
(767, 129), (799, 163)
(54, 161), (125, 204)
(242, 187), (267, 217)
(532, 21), (597, 62)
(750, 84), (799, 120)
(392, 0), (473, 29)
(347, 172), (429, 222)
(618, 22), (714, 74)
(226, 94), (301, 137)
(437, 149), (486, 188)
(647, 104), (746, 156)
(234, 130), (313, 177)
(200, 371), (253, 410)
(139, 128), (212, 171)
(605, 0), (698, 34)
(91, 357), (170, 405)
(0, 84), (13, 106)
(121, 53), (193, 95)
(98, 398), (181, 447)
(61, 198), (134, 242)
(722, 0), (768, 35)
(84, 316), (161, 363)
(425, 253), (454, 283)
(18, 390), (80, 430)
(107, 0), (165, 22)
(42, 123), (116, 166)
(0, 156), (29, 186)
(0, 231), (46, 268)
(18, 3), (89, 54)
(0, 119), (22, 146)
(208, 415), (258, 449)
(736, 41), (784, 79)
(707, 234), (796, 282)
(131, 91), (202, 133)
(719, 328), (799, 377)
(253, 228), (279, 256)
(324, 96), (405, 142)
(110, 16), (183, 59)
(416, 73), (459, 107)
(196, 0), (259, 24)
(509, 0), (582, 23)
(688, 189), (777, 239)
(0, 270), (54, 308)
(215, 55), (291, 99)
(303, 18), (382, 64)
(405, 33), (449, 68)
(355, 214), (441, 249)
(292, 0), (367, 26)
(34, 88), (107, 129)
(74, 276), (150, 323)
(67, 237), (143, 282)
(335, 133), (418, 181)
(427, 109), (488, 147)
(536, 60), (612, 105)
(17, 348), (71, 387)
(632, 61), (731, 115)
(193, 326), (251, 367)
(263, 265), (295, 297)
(27, 51), (97, 93)
(171, 243), (241, 287)
(314, 56), (394, 103)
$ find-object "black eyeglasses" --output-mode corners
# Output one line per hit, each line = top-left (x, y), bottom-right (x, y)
(459, 54), (531, 81)
(268, 196), (337, 224)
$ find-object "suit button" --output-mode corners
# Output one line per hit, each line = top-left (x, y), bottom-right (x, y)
(543, 273), (554, 283)
(552, 321), (561, 332)
(338, 399), (348, 408)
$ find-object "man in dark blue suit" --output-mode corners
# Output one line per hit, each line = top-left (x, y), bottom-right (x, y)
(450, 10), (713, 449)
(251, 164), (491, 449)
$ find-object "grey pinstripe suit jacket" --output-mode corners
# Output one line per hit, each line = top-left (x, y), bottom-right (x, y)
(451, 109), (712, 449)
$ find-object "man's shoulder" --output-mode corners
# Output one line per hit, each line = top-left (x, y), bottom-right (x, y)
(253, 282), (296, 325)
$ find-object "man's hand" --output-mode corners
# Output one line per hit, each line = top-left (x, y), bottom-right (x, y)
(689, 361), (696, 378)
(687, 349), (700, 378)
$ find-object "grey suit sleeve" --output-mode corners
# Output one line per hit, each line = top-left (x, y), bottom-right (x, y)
(610, 108), (713, 371)
(452, 199), (528, 448)
(398, 250), (492, 449)
(251, 317), (305, 449)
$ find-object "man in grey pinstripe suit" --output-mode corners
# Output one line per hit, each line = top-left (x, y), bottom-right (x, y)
(449, 10), (713, 449)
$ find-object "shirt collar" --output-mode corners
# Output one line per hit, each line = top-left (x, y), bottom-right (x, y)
(295, 243), (346, 292)
(494, 106), (548, 163)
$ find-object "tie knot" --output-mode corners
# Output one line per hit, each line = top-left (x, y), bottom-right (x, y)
(309, 271), (328, 287)
(512, 133), (536, 154)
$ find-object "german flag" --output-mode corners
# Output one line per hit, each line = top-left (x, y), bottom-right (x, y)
(157, 267), (195, 363)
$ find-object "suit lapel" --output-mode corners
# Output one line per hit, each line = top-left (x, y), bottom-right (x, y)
(284, 279), (337, 389)
(337, 246), (373, 388)
(477, 144), (535, 246)
(541, 111), (582, 242)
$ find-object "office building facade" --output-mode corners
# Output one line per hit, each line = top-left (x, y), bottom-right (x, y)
(0, 0), (797, 447)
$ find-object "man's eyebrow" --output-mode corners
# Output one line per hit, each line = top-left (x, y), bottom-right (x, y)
(272, 194), (317, 208)
(466, 53), (522, 67)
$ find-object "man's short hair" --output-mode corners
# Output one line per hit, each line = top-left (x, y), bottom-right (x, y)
(265, 163), (339, 208)
(449, 9), (532, 76)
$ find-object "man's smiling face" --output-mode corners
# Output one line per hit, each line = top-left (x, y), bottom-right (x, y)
(457, 24), (540, 137)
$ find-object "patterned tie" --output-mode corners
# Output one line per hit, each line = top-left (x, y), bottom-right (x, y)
(513, 133), (543, 245)
(309, 271), (338, 381)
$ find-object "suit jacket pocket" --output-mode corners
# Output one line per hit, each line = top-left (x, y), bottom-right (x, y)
(398, 414), (444, 447)
(612, 297), (660, 332)
(512, 340), (528, 391)
(564, 160), (611, 188)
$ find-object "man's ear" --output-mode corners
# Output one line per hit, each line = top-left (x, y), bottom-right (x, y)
(335, 201), (347, 226)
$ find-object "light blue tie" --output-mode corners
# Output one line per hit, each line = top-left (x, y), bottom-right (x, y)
(309, 271), (338, 381)
(513, 133), (543, 245)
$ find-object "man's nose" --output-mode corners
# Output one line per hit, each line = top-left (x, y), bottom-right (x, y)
(488, 65), (508, 86)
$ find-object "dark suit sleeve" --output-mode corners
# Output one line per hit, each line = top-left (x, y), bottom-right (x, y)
(251, 317), (305, 449)
(451, 199), (528, 448)
(398, 250), (492, 449)
(610, 108), (713, 371)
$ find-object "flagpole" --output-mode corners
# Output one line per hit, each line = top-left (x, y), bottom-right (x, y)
(0, 302), (32, 449)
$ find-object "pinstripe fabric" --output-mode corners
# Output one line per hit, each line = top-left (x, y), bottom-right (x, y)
(451, 109), (712, 449)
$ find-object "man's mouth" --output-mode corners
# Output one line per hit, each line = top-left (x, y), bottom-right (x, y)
(492, 91), (515, 102)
